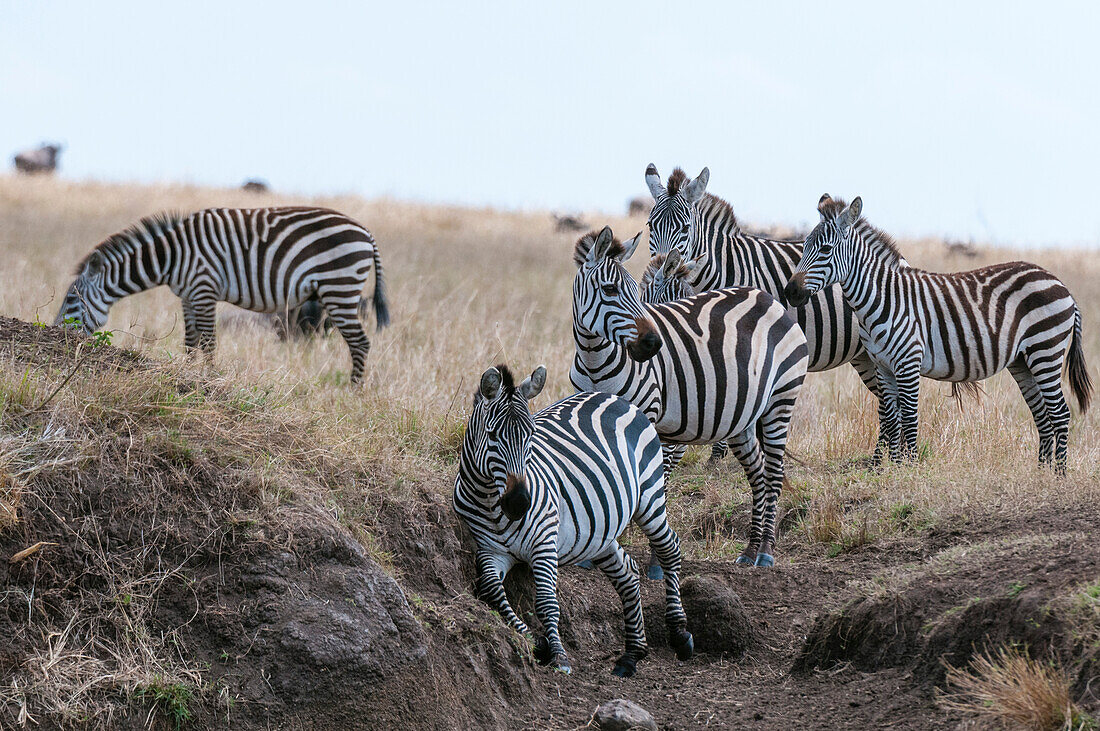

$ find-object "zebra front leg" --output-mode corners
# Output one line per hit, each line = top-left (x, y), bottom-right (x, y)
(530, 552), (570, 673)
(895, 364), (921, 462)
(473, 551), (530, 635)
(875, 366), (904, 465)
(592, 543), (650, 677)
(180, 294), (217, 362)
(707, 441), (729, 464)
(850, 352), (885, 465)
(726, 429), (765, 566)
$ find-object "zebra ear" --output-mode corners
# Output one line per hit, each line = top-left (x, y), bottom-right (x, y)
(479, 367), (503, 401)
(684, 252), (706, 274)
(663, 248), (682, 275)
(588, 226), (615, 264)
(846, 197), (863, 224)
(82, 252), (105, 278)
(519, 365), (546, 400)
(645, 163), (665, 200)
(618, 232), (643, 262)
(684, 167), (710, 204)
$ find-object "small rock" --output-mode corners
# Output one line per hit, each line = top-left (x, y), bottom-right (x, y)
(593, 698), (658, 731)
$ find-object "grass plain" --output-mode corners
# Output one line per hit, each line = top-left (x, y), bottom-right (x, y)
(1, 174), (1098, 728)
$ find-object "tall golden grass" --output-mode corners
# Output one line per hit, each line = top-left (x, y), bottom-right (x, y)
(1, 174), (1098, 559)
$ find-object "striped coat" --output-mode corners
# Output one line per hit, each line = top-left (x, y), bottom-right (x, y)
(569, 227), (807, 567)
(54, 207), (388, 382)
(785, 195), (1092, 473)
(453, 364), (693, 677)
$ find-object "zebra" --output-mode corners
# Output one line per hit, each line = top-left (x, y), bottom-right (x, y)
(54, 207), (389, 383)
(453, 363), (694, 677)
(644, 165), (888, 461)
(784, 194), (1093, 474)
(640, 248), (703, 305)
(570, 226), (808, 567)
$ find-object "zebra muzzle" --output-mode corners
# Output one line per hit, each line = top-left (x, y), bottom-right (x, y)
(783, 275), (811, 308)
(501, 473), (531, 521)
(627, 317), (662, 361)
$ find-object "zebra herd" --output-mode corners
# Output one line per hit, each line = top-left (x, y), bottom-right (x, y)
(53, 166), (1092, 678)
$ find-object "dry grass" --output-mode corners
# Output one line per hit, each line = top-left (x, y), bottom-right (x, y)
(939, 646), (1096, 730)
(1, 172), (1099, 561)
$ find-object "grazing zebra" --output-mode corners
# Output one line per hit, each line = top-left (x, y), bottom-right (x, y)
(54, 207), (389, 383)
(570, 226), (808, 567)
(784, 195), (1093, 473)
(453, 364), (693, 677)
(645, 165), (888, 460)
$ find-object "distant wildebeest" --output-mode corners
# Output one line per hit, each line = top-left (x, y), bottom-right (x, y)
(627, 196), (653, 217)
(553, 213), (588, 233)
(944, 239), (979, 259)
(56, 207), (390, 383)
(13, 143), (62, 174)
(242, 179), (269, 193)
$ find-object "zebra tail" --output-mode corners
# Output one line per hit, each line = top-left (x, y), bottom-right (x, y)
(1066, 305), (1092, 413)
(360, 244), (391, 331)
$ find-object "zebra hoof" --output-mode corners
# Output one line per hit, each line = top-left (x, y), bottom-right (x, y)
(533, 636), (552, 665)
(612, 654), (638, 678)
(734, 554), (756, 567)
(646, 564), (664, 581)
(576, 559), (596, 569)
(754, 553), (775, 568)
(670, 628), (694, 661)
(552, 655), (572, 675)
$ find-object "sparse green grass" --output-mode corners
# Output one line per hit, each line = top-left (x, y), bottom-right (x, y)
(134, 677), (194, 729)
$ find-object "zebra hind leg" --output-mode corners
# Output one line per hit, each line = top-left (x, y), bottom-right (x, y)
(755, 403), (796, 568)
(592, 543), (650, 676)
(707, 441), (729, 464)
(1008, 358), (1054, 467)
(633, 503), (693, 662)
(725, 429), (765, 566)
(1028, 356), (1072, 476)
(318, 294), (371, 383)
(644, 442), (688, 581)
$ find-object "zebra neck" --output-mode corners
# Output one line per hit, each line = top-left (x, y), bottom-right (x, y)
(571, 327), (642, 394)
(101, 228), (179, 299)
(690, 195), (743, 290)
(837, 242), (906, 319)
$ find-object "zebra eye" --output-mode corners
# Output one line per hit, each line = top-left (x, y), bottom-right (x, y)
(601, 284), (619, 296)
(680, 224), (690, 234)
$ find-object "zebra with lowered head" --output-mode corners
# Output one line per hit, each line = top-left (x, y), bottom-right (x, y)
(54, 207), (389, 383)
(784, 195), (1092, 473)
(453, 364), (693, 677)
(570, 226), (808, 567)
(645, 165), (888, 461)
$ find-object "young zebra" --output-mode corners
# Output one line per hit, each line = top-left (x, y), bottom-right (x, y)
(453, 364), (693, 677)
(570, 227), (808, 567)
(54, 207), (389, 383)
(784, 195), (1093, 473)
(645, 165), (887, 460)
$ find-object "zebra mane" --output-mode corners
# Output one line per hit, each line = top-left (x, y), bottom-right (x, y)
(697, 191), (739, 232)
(666, 168), (688, 197)
(573, 230), (625, 267)
(495, 364), (516, 398)
(76, 211), (185, 274)
(819, 197), (905, 266)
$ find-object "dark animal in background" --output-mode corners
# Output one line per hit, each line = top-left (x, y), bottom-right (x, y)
(627, 196), (653, 217)
(242, 179), (269, 193)
(13, 143), (62, 174)
(552, 212), (588, 232)
(944, 239), (979, 258)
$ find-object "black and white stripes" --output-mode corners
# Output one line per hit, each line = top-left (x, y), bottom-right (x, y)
(570, 227), (808, 566)
(785, 195), (1092, 473)
(452, 364), (693, 677)
(55, 207), (389, 382)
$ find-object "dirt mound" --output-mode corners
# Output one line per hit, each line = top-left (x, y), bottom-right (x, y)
(0, 317), (543, 729)
(794, 531), (1099, 691)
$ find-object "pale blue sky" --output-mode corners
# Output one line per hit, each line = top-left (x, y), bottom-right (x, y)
(3, 1), (1098, 246)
